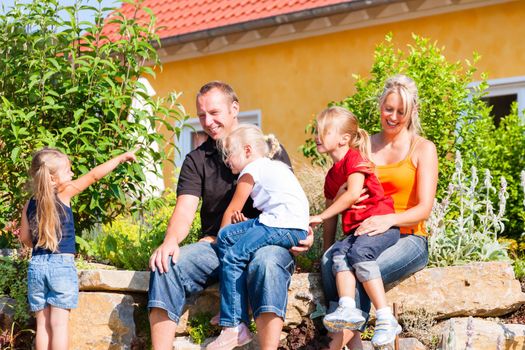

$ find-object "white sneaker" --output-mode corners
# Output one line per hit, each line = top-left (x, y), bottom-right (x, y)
(323, 305), (366, 332)
(371, 317), (402, 348)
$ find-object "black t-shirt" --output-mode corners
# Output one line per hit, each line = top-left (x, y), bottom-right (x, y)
(177, 137), (292, 237)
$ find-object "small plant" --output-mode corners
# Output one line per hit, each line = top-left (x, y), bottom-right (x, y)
(0, 322), (35, 350)
(427, 151), (510, 267)
(399, 308), (438, 348)
(0, 253), (30, 323)
(187, 313), (220, 345)
(76, 190), (202, 270)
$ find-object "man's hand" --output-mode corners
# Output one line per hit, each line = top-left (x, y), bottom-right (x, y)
(149, 239), (180, 274)
(290, 227), (314, 256)
(199, 235), (217, 244)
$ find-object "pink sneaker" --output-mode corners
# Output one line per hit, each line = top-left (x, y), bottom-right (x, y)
(205, 324), (253, 350)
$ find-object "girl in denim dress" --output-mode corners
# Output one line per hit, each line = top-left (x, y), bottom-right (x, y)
(19, 147), (136, 350)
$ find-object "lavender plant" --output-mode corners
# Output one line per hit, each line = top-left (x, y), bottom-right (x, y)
(427, 151), (510, 267)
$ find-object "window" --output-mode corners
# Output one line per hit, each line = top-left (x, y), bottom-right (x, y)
(473, 76), (525, 126)
(175, 110), (261, 167)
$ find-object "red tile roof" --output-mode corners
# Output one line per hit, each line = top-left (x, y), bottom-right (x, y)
(104, 0), (352, 41)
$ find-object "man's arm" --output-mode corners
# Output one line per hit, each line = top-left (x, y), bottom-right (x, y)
(149, 194), (200, 273)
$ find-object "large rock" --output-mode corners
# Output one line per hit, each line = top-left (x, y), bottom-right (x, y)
(362, 338), (426, 350)
(385, 262), (525, 318)
(173, 336), (259, 350)
(78, 270), (149, 292)
(436, 317), (525, 349)
(70, 292), (136, 350)
(75, 261), (525, 343)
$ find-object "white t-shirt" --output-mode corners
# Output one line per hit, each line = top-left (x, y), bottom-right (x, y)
(239, 157), (309, 231)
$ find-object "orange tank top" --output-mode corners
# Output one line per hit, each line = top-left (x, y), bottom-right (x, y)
(376, 137), (427, 236)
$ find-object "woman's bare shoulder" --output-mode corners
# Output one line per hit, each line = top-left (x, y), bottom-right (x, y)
(413, 136), (437, 164)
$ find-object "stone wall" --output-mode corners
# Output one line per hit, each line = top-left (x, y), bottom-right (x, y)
(69, 262), (525, 349)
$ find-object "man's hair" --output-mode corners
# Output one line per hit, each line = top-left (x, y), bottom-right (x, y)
(197, 81), (239, 104)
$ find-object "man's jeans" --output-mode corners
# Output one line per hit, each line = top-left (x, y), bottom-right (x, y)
(322, 234), (428, 320)
(216, 219), (307, 327)
(148, 235), (297, 324)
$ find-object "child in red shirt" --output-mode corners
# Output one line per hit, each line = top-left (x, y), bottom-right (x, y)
(310, 107), (401, 347)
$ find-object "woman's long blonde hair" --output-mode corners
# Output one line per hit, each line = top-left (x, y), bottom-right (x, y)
(379, 74), (421, 134)
(316, 106), (372, 164)
(29, 148), (68, 252)
(220, 124), (281, 161)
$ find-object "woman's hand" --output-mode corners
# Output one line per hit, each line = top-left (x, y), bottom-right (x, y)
(336, 183), (369, 209)
(355, 214), (396, 236)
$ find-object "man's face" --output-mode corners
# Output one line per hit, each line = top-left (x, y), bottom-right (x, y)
(196, 88), (239, 140)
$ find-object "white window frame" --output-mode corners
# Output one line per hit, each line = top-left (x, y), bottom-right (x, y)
(175, 110), (262, 168)
(470, 76), (525, 120)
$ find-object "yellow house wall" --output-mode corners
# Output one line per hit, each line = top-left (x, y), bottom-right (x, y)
(152, 1), (525, 187)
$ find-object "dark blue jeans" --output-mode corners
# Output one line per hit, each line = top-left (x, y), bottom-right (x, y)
(332, 227), (400, 282)
(216, 219), (307, 327)
(322, 234), (428, 321)
(148, 232), (297, 324)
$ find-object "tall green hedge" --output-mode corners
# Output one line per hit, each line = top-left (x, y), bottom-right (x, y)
(0, 0), (187, 243)
(300, 33), (525, 237)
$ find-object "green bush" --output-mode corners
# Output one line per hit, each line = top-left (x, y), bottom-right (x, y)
(0, 0), (187, 245)
(300, 33), (524, 238)
(0, 253), (30, 323)
(77, 190), (202, 270)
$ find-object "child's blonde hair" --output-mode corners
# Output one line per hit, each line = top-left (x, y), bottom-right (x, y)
(379, 74), (421, 134)
(220, 124), (281, 161)
(316, 106), (372, 163)
(29, 148), (69, 252)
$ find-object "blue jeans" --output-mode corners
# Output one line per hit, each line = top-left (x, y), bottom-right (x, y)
(27, 254), (78, 312)
(322, 234), (428, 321)
(216, 219), (308, 327)
(148, 233), (297, 323)
(332, 227), (400, 282)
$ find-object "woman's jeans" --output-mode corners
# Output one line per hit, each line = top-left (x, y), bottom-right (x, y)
(148, 229), (297, 324)
(322, 234), (428, 320)
(216, 219), (308, 327)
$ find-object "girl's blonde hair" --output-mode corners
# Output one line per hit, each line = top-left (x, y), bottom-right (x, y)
(316, 106), (372, 163)
(379, 74), (421, 134)
(29, 148), (68, 252)
(220, 124), (281, 161)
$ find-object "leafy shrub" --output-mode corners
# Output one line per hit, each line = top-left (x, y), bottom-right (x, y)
(187, 313), (220, 345)
(0, 0), (187, 244)
(427, 152), (510, 267)
(77, 190), (202, 270)
(299, 33), (524, 238)
(0, 252), (30, 323)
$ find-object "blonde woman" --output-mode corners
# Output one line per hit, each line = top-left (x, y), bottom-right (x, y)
(321, 75), (438, 350)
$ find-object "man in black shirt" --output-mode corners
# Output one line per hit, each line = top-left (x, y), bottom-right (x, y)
(148, 81), (312, 350)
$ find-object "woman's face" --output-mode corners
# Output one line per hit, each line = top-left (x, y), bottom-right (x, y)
(380, 92), (409, 134)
